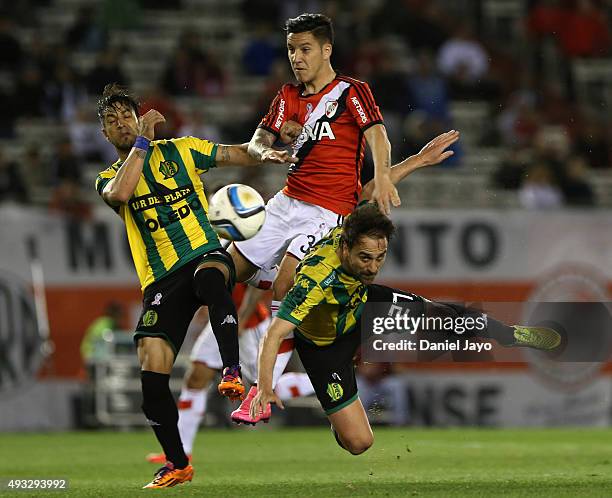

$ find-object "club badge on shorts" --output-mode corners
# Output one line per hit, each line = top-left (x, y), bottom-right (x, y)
(142, 310), (158, 327)
(327, 382), (343, 402)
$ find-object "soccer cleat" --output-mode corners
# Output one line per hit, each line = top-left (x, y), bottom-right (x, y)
(218, 365), (245, 401)
(142, 462), (193, 489)
(231, 385), (271, 425)
(145, 452), (192, 464)
(511, 326), (561, 350)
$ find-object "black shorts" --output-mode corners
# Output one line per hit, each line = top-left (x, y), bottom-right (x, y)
(295, 330), (361, 415)
(133, 249), (236, 355)
(295, 284), (421, 415)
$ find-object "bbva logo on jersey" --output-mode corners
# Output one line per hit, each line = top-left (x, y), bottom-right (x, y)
(301, 121), (336, 142)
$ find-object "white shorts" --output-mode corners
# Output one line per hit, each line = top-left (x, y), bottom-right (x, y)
(233, 191), (343, 271)
(190, 317), (272, 383)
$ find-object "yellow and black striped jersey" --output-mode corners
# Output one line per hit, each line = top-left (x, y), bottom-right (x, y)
(95, 136), (221, 291)
(277, 226), (368, 346)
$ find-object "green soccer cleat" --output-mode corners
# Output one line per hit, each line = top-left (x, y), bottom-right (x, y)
(511, 326), (561, 351)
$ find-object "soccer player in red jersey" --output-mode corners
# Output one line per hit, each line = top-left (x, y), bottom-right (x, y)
(227, 13), (457, 424)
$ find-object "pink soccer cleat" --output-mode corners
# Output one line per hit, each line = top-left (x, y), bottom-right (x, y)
(231, 385), (271, 426)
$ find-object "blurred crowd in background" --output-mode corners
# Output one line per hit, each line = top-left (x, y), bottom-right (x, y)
(0, 0), (610, 215)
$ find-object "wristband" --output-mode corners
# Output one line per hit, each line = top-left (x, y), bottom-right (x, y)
(133, 136), (150, 151)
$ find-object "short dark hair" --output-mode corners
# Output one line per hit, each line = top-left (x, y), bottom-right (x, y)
(341, 203), (395, 249)
(285, 13), (334, 45)
(96, 83), (139, 123)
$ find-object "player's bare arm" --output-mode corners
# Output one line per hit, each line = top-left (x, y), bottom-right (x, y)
(215, 144), (262, 167)
(102, 109), (166, 206)
(364, 124), (401, 216)
(250, 317), (295, 418)
(236, 286), (264, 334)
(361, 130), (460, 202)
(248, 128), (299, 164)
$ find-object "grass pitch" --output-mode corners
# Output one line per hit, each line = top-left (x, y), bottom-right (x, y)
(2, 427), (612, 497)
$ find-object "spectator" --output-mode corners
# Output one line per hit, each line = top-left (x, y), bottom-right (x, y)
(85, 47), (127, 96)
(406, 50), (449, 121)
(573, 120), (610, 169)
(356, 363), (410, 426)
(178, 108), (221, 143)
(0, 83), (18, 137)
(0, 148), (29, 204)
(437, 23), (496, 100)
(162, 30), (226, 97)
(21, 146), (48, 196)
(496, 77), (540, 147)
(49, 139), (82, 187)
(69, 104), (117, 163)
(558, 0), (610, 58)
(437, 23), (489, 82)
(139, 87), (184, 140)
(65, 6), (107, 52)
(493, 149), (532, 190)
(15, 65), (45, 117)
(242, 24), (280, 76)
(43, 64), (87, 121)
(99, 0), (142, 31)
(560, 155), (595, 206)
(0, 15), (23, 71)
(81, 302), (124, 363)
(48, 179), (92, 221)
(519, 162), (563, 209)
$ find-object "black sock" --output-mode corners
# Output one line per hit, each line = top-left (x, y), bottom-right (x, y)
(193, 267), (239, 368)
(425, 301), (515, 345)
(141, 371), (188, 469)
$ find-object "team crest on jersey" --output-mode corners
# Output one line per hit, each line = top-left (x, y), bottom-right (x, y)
(159, 160), (179, 179)
(325, 100), (338, 118)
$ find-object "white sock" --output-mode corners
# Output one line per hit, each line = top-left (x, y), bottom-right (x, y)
(271, 349), (292, 387)
(177, 387), (209, 455)
(270, 300), (281, 318)
(274, 372), (315, 399)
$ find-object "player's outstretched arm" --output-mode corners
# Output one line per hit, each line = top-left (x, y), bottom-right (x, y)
(250, 317), (295, 419)
(360, 130), (460, 202)
(103, 110), (165, 205)
(364, 124), (401, 215)
(248, 128), (298, 164)
(215, 143), (262, 167)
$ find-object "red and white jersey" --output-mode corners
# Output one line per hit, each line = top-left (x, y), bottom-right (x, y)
(258, 75), (384, 216)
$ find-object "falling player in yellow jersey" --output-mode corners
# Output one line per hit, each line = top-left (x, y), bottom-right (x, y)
(251, 202), (561, 456)
(94, 83), (274, 488)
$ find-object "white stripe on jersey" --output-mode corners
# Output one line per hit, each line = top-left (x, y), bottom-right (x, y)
(291, 81), (351, 157)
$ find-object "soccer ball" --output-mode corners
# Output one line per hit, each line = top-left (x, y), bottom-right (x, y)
(208, 184), (266, 241)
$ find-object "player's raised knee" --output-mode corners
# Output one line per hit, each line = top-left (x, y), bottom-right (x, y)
(343, 434), (374, 455)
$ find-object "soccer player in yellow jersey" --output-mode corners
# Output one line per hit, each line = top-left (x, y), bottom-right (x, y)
(251, 202), (562, 456)
(94, 83), (270, 488)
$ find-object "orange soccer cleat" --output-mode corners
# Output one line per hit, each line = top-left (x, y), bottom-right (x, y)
(143, 462), (194, 489)
(217, 365), (245, 401)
